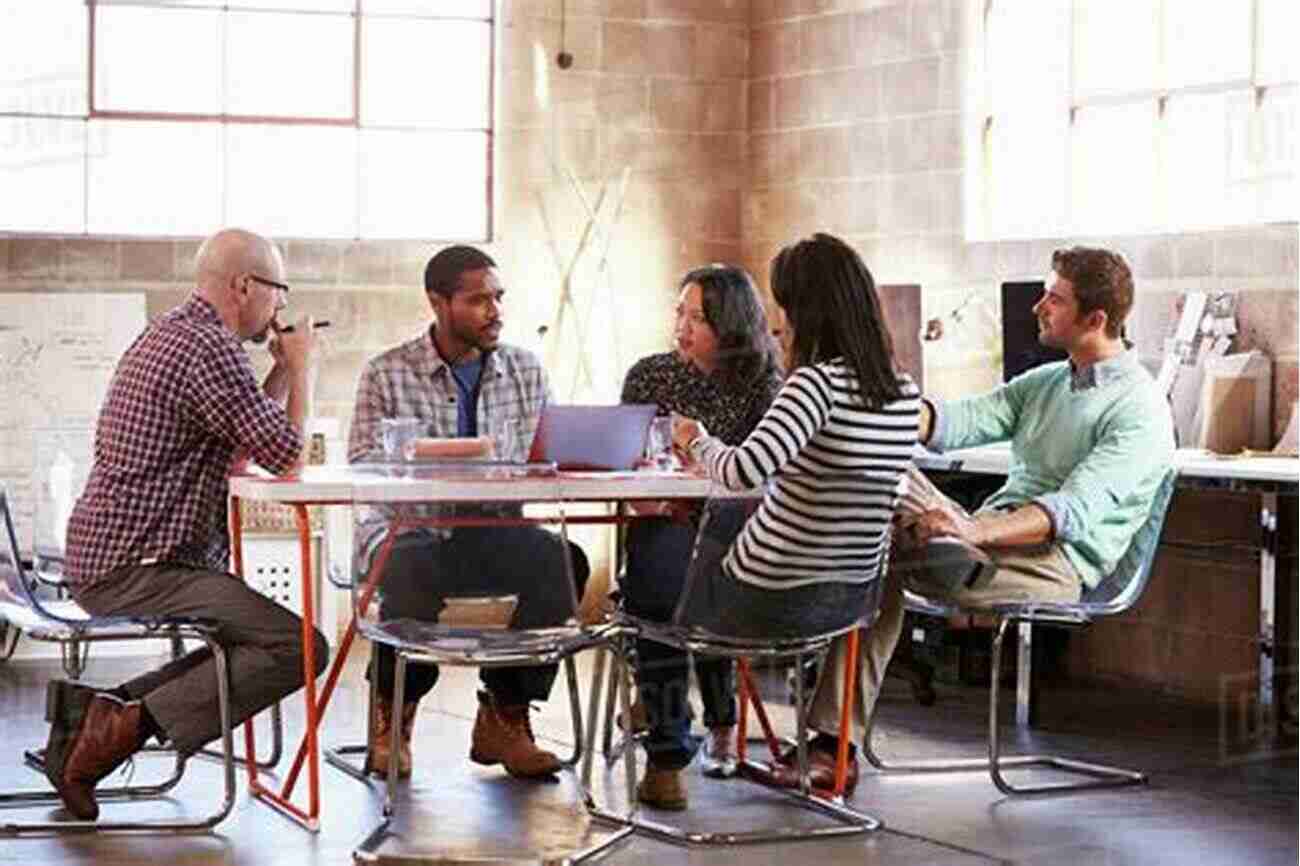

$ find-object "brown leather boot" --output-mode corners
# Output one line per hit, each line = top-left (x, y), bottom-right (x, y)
(469, 690), (561, 779)
(637, 766), (688, 810)
(47, 693), (148, 820)
(365, 695), (417, 779)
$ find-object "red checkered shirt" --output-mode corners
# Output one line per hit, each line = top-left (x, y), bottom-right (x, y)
(65, 295), (303, 589)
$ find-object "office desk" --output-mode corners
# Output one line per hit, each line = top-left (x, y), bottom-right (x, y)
(913, 443), (1298, 723)
(227, 465), (714, 831)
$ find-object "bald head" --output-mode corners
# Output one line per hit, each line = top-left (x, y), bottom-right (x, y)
(194, 228), (283, 293)
(193, 228), (287, 341)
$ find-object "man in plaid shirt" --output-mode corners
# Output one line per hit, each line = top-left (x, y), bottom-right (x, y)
(42, 228), (328, 821)
(348, 245), (588, 781)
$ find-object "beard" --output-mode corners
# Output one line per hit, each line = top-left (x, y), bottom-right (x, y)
(448, 316), (501, 354)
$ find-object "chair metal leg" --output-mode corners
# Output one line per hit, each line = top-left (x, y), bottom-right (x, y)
(324, 642), (380, 785)
(583, 635), (880, 848)
(198, 701), (283, 770)
(0, 629), (238, 835)
(863, 617), (1146, 795)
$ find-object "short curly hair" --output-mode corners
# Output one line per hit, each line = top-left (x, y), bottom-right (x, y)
(1051, 246), (1133, 339)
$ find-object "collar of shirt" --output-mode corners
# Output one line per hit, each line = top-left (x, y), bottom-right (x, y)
(1068, 349), (1141, 392)
(421, 325), (500, 381)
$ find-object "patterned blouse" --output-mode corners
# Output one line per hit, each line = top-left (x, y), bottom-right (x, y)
(619, 352), (782, 446)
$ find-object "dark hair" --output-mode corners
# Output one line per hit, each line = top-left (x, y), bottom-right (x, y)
(681, 264), (780, 386)
(1051, 246), (1133, 339)
(769, 233), (904, 410)
(424, 245), (497, 298)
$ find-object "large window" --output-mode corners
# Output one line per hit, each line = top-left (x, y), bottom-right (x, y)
(0, 0), (494, 240)
(968, 0), (1297, 240)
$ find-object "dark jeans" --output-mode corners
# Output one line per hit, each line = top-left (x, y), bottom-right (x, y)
(369, 526), (589, 707)
(622, 517), (737, 771)
(75, 564), (330, 756)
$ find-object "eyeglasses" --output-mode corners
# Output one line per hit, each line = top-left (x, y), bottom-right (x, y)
(248, 274), (290, 294)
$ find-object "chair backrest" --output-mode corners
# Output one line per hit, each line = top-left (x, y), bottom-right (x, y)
(349, 460), (584, 657)
(0, 483), (88, 625)
(1078, 467), (1179, 612)
(669, 471), (896, 645)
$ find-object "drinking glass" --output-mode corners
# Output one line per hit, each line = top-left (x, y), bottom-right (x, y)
(380, 417), (423, 461)
(644, 415), (678, 471)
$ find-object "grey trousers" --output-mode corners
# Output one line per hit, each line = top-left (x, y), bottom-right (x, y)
(806, 532), (1082, 746)
(75, 563), (329, 755)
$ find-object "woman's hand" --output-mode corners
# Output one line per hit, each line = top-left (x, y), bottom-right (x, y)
(671, 414), (706, 452)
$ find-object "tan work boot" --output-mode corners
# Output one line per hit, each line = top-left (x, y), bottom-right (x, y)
(469, 690), (561, 778)
(637, 766), (688, 811)
(365, 695), (417, 779)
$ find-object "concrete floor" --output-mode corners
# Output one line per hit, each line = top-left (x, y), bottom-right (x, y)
(0, 646), (1294, 865)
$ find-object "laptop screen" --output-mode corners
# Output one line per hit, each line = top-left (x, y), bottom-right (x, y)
(527, 404), (658, 470)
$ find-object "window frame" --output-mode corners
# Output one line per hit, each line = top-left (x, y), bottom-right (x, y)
(0, 0), (496, 242)
(968, 0), (1296, 242)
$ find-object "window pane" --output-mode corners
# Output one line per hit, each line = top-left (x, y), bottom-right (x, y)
(1073, 0), (1158, 99)
(1257, 0), (1300, 86)
(1226, 85), (1299, 223)
(226, 0), (355, 10)
(987, 111), (1068, 239)
(0, 118), (85, 233)
(225, 11), (354, 118)
(362, 19), (490, 128)
(94, 6), (221, 114)
(363, 1), (492, 17)
(1164, 92), (1231, 230)
(0, 1), (87, 115)
(987, 0), (1069, 115)
(1071, 102), (1158, 235)
(1164, 0), (1250, 89)
(360, 130), (487, 239)
(87, 120), (222, 235)
(225, 125), (358, 238)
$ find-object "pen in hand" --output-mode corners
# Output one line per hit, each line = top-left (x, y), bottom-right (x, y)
(278, 320), (331, 333)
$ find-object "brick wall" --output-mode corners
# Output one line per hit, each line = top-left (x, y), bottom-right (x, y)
(743, 0), (1297, 706)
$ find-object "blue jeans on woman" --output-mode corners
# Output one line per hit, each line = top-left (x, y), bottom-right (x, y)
(621, 517), (737, 771)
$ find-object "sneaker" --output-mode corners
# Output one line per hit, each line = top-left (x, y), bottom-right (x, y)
(699, 725), (738, 778)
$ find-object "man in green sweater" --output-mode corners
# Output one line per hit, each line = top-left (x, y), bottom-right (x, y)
(776, 245), (1176, 791)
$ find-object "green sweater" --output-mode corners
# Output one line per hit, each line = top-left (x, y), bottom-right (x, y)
(932, 352), (1175, 588)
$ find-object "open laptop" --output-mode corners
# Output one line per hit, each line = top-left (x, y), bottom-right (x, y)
(527, 404), (658, 470)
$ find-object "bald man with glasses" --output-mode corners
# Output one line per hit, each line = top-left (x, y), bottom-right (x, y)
(41, 227), (329, 821)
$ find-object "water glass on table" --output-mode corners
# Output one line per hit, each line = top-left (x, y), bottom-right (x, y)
(380, 417), (424, 461)
(643, 415), (679, 471)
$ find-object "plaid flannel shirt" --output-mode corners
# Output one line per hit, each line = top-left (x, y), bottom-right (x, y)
(65, 296), (302, 589)
(347, 328), (550, 560)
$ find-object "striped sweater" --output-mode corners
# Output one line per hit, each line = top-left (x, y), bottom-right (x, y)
(688, 360), (920, 590)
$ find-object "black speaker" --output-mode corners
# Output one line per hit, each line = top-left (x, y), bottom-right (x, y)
(1001, 281), (1066, 383)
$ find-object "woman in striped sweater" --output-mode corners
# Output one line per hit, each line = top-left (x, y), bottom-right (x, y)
(649, 232), (921, 803)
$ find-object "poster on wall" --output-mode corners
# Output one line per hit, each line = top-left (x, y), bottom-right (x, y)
(0, 293), (146, 552)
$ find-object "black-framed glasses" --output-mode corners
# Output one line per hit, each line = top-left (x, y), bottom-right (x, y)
(248, 274), (290, 294)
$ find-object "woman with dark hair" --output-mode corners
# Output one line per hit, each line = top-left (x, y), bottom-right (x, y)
(619, 264), (783, 808)
(654, 233), (921, 803)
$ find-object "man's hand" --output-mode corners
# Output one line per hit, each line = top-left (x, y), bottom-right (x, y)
(273, 314), (320, 375)
(913, 503), (983, 546)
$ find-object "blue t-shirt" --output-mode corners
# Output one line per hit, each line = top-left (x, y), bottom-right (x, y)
(450, 357), (484, 436)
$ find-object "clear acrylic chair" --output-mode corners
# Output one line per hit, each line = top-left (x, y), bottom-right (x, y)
(345, 460), (631, 863)
(0, 483), (238, 835)
(865, 468), (1180, 795)
(584, 474), (890, 847)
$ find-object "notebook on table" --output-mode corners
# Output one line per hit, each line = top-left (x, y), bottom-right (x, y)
(527, 404), (658, 470)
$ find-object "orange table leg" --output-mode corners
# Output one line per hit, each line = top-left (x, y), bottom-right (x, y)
(279, 526), (401, 801)
(830, 628), (861, 799)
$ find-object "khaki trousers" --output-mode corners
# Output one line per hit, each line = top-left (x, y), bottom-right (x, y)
(806, 532), (1082, 746)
